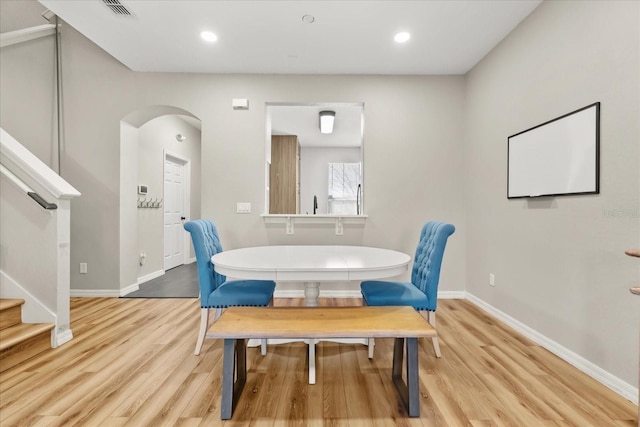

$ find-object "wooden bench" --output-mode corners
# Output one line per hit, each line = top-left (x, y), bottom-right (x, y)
(207, 306), (437, 419)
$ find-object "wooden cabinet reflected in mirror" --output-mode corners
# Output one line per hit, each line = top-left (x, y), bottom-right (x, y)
(266, 103), (364, 215)
(269, 135), (300, 214)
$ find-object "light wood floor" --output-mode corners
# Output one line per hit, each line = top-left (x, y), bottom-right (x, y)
(0, 297), (636, 426)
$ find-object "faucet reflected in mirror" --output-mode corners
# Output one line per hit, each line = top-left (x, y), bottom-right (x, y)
(266, 102), (364, 216)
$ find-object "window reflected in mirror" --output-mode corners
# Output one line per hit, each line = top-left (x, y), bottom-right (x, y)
(328, 163), (362, 215)
(265, 103), (364, 215)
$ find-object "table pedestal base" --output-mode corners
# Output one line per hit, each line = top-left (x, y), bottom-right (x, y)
(246, 337), (368, 385)
(248, 281), (368, 383)
(304, 282), (320, 306)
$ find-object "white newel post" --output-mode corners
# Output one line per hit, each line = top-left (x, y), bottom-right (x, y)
(54, 198), (73, 347)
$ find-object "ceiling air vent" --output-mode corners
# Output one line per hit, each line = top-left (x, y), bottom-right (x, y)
(102, 0), (132, 16)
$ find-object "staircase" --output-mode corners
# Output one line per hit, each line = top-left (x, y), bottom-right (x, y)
(0, 299), (54, 372)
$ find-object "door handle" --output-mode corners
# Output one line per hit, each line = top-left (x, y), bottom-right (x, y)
(181, 216), (186, 220)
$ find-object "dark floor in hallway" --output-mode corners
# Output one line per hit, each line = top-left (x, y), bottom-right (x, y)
(122, 263), (198, 298)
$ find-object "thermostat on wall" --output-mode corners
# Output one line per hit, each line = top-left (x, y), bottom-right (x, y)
(138, 185), (148, 195)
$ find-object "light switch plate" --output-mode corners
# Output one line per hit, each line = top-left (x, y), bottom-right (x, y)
(232, 98), (249, 110)
(236, 202), (251, 214)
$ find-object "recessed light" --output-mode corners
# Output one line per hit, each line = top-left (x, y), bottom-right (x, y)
(302, 15), (315, 24)
(201, 31), (218, 42)
(394, 31), (411, 43)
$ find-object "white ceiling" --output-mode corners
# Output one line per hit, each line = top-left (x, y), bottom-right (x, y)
(38, 0), (542, 75)
(270, 103), (363, 148)
(37, 0), (541, 147)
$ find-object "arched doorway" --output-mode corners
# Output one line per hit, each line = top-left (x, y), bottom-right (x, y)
(119, 105), (202, 294)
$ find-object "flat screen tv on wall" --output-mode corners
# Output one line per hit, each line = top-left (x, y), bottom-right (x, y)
(507, 102), (600, 199)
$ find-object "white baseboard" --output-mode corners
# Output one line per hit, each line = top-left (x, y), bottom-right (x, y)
(70, 289), (121, 297)
(273, 289), (467, 300)
(137, 269), (164, 285)
(439, 291), (466, 299)
(465, 292), (638, 405)
(64, 279), (637, 405)
(119, 269), (166, 296)
(274, 289), (362, 298)
(273, 288), (466, 299)
(54, 328), (73, 348)
(73, 269), (169, 298)
(119, 283), (139, 297)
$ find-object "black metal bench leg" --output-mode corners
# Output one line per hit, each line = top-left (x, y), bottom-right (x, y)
(405, 337), (420, 416)
(221, 338), (247, 420)
(392, 337), (420, 417)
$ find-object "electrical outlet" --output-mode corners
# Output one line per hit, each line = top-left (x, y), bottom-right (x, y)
(236, 202), (251, 214)
(80, 263), (88, 274)
(489, 273), (495, 287)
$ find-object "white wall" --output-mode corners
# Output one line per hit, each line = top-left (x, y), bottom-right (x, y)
(119, 122), (139, 294)
(0, 0), (57, 169)
(0, 177), (58, 310)
(464, 0), (639, 395)
(5, 0), (636, 402)
(137, 115), (201, 278)
(2, 1), (466, 298)
(58, 21), (137, 294)
(91, 74), (467, 294)
(300, 147), (360, 215)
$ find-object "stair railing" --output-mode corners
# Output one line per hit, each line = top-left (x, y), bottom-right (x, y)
(0, 164), (58, 210)
(0, 128), (80, 348)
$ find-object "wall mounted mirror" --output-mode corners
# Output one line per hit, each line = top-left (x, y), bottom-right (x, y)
(265, 102), (364, 216)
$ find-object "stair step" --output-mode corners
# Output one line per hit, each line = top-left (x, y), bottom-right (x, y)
(0, 299), (25, 331)
(0, 323), (54, 372)
(0, 299), (25, 311)
(0, 322), (54, 351)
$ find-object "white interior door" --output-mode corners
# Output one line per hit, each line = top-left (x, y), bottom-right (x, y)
(164, 155), (186, 271)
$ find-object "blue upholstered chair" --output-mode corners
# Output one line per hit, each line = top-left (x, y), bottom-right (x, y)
(184, 219), (276, 355)
(360, 221), (455, 358)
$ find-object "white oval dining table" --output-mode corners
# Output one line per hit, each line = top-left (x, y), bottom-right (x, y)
(212, 245), (411, 306)
(211, 245), (411, 384)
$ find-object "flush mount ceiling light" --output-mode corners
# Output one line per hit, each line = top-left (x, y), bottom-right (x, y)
(200, 31), (218, 42)
(394, 31), (411, 43)
(319, 111), (335, 134)
(176, 134), (186, 142)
